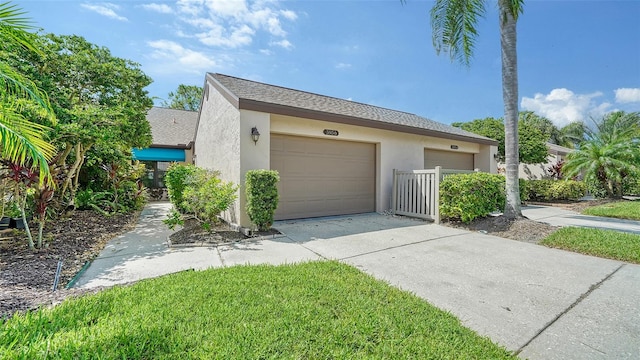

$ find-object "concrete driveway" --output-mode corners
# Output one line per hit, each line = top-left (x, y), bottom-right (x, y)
(75, 203), (640, 359)
(275, 214), (640, 360)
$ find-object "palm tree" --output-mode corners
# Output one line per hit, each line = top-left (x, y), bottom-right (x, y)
(428, 0), (524, 219)
(563, 111), (640, 198)
(0, 1), (56, 180)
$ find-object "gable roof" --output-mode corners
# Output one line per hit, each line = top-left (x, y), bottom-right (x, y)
(547, 142), (573, 156)
(146, 107), (198, 148)
(207, 73), (498, 145)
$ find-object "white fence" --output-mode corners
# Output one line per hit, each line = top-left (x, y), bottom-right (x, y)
(392, 166), (477, 223)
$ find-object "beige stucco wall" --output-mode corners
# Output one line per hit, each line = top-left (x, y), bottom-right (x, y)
(238, 110), (271, 227)
(518, 154), (564, 180)
(194, 83), (242, 224)
(197, 89), (498, 228)
(266, 114), (497, 220)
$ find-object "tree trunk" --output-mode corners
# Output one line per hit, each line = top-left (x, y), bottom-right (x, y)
(500, 3), (522, 219)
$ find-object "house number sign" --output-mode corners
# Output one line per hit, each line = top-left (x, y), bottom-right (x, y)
(323, 129), (339, 136)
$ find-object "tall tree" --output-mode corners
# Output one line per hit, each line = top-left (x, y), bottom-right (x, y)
(429, 0), (525, 219)
(453, 114), (548, 164)
(162, 84), (203, 111)
(0, 1), (56, 179)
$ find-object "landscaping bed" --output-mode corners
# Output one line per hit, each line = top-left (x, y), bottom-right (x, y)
(169, 218), (281, 247)
(0, 210), (139, 319)
(444, 199), (619, 244)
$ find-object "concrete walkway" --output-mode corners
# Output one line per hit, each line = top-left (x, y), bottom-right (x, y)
(74, 202), (640, 359)
(522, 205), (640, 234)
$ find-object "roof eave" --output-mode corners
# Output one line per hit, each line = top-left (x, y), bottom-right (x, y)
(238, 99), (498, 146)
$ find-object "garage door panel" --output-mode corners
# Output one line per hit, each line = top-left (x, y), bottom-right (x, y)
(271, 134), (375, 220)
(424, 149), (474, 170)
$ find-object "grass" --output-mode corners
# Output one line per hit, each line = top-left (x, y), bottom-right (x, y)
(582, 200), (640, 220)
(542, 227), (640, 264)
(0, 261), (514, 359)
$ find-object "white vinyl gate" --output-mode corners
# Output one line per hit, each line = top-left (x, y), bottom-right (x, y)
(392, 166), (477, 223)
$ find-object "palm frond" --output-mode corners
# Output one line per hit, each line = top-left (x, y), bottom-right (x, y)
(431, 0), (486, 66)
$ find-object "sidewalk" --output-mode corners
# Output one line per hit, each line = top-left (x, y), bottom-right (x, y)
(73, 203), (640, 359)
(522, 205), (640, 234)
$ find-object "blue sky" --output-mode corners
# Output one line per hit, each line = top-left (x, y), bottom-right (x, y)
(20, 0), (640, 127)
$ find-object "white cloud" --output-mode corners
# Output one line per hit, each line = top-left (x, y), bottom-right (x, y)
(280, 10), (297, 20)
(173, 0), (297, 49)
(141, 3), (173, 14)
(521, 88), (612, 127)
(615, 88), (640, 103)
(259, 49), (273, 55)
(335, 62), (352, 70)
(197, 24), (254, 47)
(81, 3), (127, 21)
(270, 39), (292, 49)
(148, 40), (216, 73)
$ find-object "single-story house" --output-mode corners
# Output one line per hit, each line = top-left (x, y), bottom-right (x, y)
(194, 73), (499, 229)
(133, 107), (198, 191)
(518, 142), (573, 180)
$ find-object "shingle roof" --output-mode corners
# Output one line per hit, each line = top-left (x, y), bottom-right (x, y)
(208, 73), (498, 145)
(146, 107), (198, 148)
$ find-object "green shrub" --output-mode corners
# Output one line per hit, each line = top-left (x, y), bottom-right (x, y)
(246, 170), (279, 231)
(182, 169), (238, 229)
(519, 178), (530, 202)
(164, 164), (198, 213)
(526, 179), (555, 201)
(547, 181), (587, 200)
(623, 175), (640, 196)
(440, 173), (505, 223)
(526, 179), (586, 201)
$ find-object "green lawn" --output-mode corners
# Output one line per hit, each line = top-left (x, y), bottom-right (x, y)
(582, 200), (640, 220)
(1, 261), (514, 359)
(542, 227), (640, 264)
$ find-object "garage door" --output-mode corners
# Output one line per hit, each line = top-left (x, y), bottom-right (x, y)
(424, 149), (474, 170)
(271, 134), (375, 220)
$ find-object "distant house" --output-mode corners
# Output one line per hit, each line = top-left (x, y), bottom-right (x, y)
(193, 73), (498, 229)
(518, 143), (573, 180)
(133, 107), (198, 191)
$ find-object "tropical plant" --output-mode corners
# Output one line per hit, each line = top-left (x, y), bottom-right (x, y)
(0, 1), (56, 181)
(563, 111), (640, 198)
(427, 0), (525, 219)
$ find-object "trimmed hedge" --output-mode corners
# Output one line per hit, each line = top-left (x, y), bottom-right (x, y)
(526, 179), (586, 201)
(440, 173), (506, 223)
(440, 173), (530, 223)
(246, 170), (280, 231)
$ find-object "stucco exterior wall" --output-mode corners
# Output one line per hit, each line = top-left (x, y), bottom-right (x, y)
(194, 82), (242, 224)
(239, 110), (271, 227)
(268, 114), (495, 217)
(519, 154), (564, 180)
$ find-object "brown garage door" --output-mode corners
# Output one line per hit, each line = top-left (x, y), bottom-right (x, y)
(271, 134), (375, 220)
(424, 149), (474, 170)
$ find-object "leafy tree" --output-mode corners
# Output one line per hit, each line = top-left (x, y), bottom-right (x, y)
(453, 114), (548, 164)
(6, 33), (153, 208)
(563, 111), (640, 198)
(559, 121), (586, 148)
(0, 2), (56, 179)
(162, 84), (203, 111)
(427, 0), (525, 219)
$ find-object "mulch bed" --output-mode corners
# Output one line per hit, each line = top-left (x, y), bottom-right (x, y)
(0, 210), (139, 320)
(444, 215), (559, 244)
(169, 218), (282, 247)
